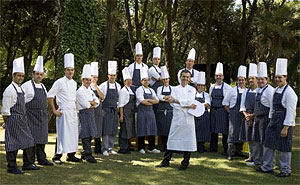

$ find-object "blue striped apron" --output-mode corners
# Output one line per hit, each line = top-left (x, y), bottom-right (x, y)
(195, 92), (211, 142)
(131, 62), (143, 93)
(92, 89), (104, 138)
(79, 107), (97, 139)
(151, 66), (163, 93)
(244, 89), (255, 142)
(252, 85), (270, 143)
(210, 82), (229, 134)
(264, 85), (292, 152)
(137, 87), (157, 136)
(228, 87), (246, 143)
(25, 80), (48, 144)
(102, 81), (119, 135)
(156, 86), (173, 136)
(5, 84), (35, 152)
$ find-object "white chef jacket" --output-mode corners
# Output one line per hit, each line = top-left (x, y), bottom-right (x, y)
(269, 84), (298, 126)
(76, 85), (99, 110)
(177, 68), (199, 85)
(1, 81), (24, 116)
(98, 81), (121, 99)
(149, 65), (161, 86)
(157, 85), (173, 101)
(196, 91), (211, 105)
(209, 82), (231, 97)
(118, 85), (134, 108)
(222, 86), (246, 108)
(256, 84), (274, 108)
(21, 80), (48, 103)
(240, 88), (257, 112)
(128, 61), (149, 79)
(135, 86), (158, 107)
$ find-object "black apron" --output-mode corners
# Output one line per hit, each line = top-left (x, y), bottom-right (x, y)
(195, 92), (211, 142)
(5, 84), (34, 152)
(25, 80), (48, 144)
(132, 62), (143, 93)
(264, 85), (292, 152)
(102, 81), (119, 135)
(151, 65), (163, 93)
(79, 108), (97, 139)
(156, 86), (173, 136)
(92, 88), (104, 138)
(244, 89), (256, 142)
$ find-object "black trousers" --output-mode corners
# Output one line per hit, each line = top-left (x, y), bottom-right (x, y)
(210, 133), (228, 152)
(31, 144), (48, 163)
(197, 142), (205, 152)
(138, 136), (155, 150)
(161, 150), (191, 167)
(6, 146), (34, 170)
(160, 136), (168, 150)
(94, 137), (102, 153)
(82, 137), (92, 156)
(53, 138), (76, 159)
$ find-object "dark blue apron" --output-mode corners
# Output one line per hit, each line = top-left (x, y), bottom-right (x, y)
(102, 81), (119, 135)
(244, 89), (256, 142)
(252, 85), (270, 143)
(25, 80), (48, 144)
(151, 65), (163, 93)
(156, 86), (173, 136)
(137, 87), (157, 136)
(195, 92), (211, 142)
(92, 88), (104, 138)
(228, 87), (246, 143)
(79, 108), (97, 139)
(264, 85), (292, 152)
(5, 84), (35, 152)
(132, 62), (143, 93)
(210, 82), (229, 134)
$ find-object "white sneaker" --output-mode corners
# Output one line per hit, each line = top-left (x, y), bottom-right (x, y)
(103, 151), (109, 156)
(246, 162), (255, 166)
(148, 149), (161, 153)
(109, 150), (117, 155)
(139, 149), (146, 154)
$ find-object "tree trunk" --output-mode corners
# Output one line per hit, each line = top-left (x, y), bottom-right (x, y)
(206, 0), (214, 90)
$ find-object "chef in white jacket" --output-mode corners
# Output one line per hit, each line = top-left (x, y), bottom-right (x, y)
(149, 47), (163, 92)
(47, 53), (81, 164)
(156, 69), (197, 171)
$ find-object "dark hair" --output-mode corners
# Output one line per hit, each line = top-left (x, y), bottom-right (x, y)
(180, 70), (191, 77)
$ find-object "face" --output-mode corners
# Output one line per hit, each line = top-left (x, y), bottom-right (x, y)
(92, 75), (98, 84)
(32, 71), (44, 83)
(186, 59), (194, 69)
(135, 54), (143, 63)
(82, 78), (92, 88)
(257, 77), (268, 88)
(152, 58), (160, 66)
(162, 78), (169, 86)
(141, 78), (149, 87)
(125, 79), (132, 86)
(248, 76), (257, 87)
(64, 67), (75, 79)
(108, 74), (116, 83)
(237, 77), (246, 88)
(196, 84), (205, 92)
(215, 73), (224, 84)
(275, 75), (287, 87)
(13, 72), (25, 85)
(180, 72), (191, 86)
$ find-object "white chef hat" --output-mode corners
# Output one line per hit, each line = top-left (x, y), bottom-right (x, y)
(237, 65), (247, 78)
(215, 62), (223, 74)
(81, 64), (92, 79)
(91, 62), (98, 76)
(122, 67), (131, 81)
(64, 53), (74, 68)
(108, 60), (117, 75)
(257, 62), (268, 78)
(140, 67), (148, 80)
(187, 48), (196, 60)
(153, 47), (161, 59)
(197, 71), (206, 85)
(135, 42), (143, 55)
(275, 58), (288, 76)
(12, 57), (25, 74)
(33, 56), (44, 73)
(248, 63), (257, 77)
(161, 66), (170, 79)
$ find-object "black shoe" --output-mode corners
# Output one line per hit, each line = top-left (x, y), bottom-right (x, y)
(118, 150), (131, 154)
(86, 156), (97, 163)
(179, 165), (188, 171)
(7, 168), (24, 174)
(38, 160), (54, 166)
(245, 157), (253, 162)
(66, 156), (82, 162)
(22, 164), (40, 170)
(207, 149), (218, 153)
(155, 163), (169, 167)
(256, 167), (273, 173)
(221, 151), (228, 156)
(276, 172), (291, 177)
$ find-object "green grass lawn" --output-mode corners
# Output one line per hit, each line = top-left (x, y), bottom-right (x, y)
(0, 126), (300, 185)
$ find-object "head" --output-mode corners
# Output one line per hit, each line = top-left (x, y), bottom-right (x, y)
(135, 54), (143, 64)
(180, 70), (191, 86)
(12, 72), (25, 85)
(92, 75), (98, 84)
(185, 59), (194, 70)
(141, 78), (149, 88)
(64, 67), (75, 79)
(257, 77), (268, 88)
(215, 73), (224, 85)
(248, 76), (258, 89)
(275, 75), (287, 87)
(32, 71), (44, 83)
(124, 78), (132, 87)
(196, 84), (205, 93)
(82, 78), (92, 88)
(108, 74), (116, 83)
(152, 57), (160, 66)
(162, 78), (169, 87)
(237, 77), (246, 88)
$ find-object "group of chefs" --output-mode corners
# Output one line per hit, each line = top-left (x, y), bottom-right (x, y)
(1, 42), (298, 177)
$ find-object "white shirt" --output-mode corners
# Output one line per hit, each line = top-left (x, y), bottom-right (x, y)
(149, 65), (161, 86)
(269, 84), (298, 126)
(171, 84), (197, 109)
(118, 86), (134, 108)
(256, 84), (274, 108)
(1, 81), (24, 116)
(177, 68), (199, 85)
(157, 85), (173, 101)
(195, 91), (211, 105)
(222, 86), (246, 108)
(209, 82), (231, 97)
(98, 80), (121, 99)
(76, 85), (99, 110)
(21, 80), (47, 103)
(128, 61), (149, 80)
(135, 86), (158, 106)
(47, 76), (77, 110)
(240, 88), (257, 112)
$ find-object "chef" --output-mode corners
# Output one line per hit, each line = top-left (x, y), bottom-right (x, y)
(118, 67), (136, 154)
(136, 68), (160, 154)
(48, 53), (81, 164)
(149, 47), (163, 92)
(209, 62), (231, 155)
(177, 48), (199, 88)
(22, 56), (53, 166)
(156, 66), (173, 151)
(251, 62), (274, 166)
(90, 62), (104, 154)
(77, 64), (99, 163)
(257, 58), (298, 177)
(2, 57), (38, 174)
(99, 60), (121, 156)
(240, 63), (258, 165)
(223, 65), (247, 161)
(194, 71), (211, 153)
(128, 42), (149, 93)
(156, 70), (197, 170)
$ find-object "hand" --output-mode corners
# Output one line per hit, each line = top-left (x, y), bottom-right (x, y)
(248, 120), (253, 126)
(120, 116), (124, 123)
(163, 95), (171, 101)
(89, 101), (97, 106)
(190, 104), (197, 109)
(54, 109), (62, 117)
(2, 123), (5, 129)
(204, 103), (209, 108)
(280, 127), (289, 138)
